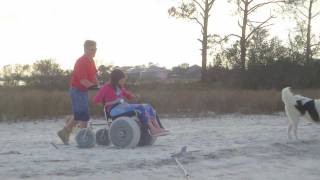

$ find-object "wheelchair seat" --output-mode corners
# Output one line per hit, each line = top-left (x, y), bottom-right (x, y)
(105, 103), (138, 120)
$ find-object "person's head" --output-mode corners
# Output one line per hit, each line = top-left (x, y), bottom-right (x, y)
(84, 40), (97, 58)
(110, 69), (127, 89)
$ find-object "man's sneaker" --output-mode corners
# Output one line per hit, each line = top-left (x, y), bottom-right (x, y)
(57, 128), (71, 145)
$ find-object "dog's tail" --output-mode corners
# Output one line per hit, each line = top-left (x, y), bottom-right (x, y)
(281, 87), (296, 106)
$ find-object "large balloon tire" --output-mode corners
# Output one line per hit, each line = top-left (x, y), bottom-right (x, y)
(109, 117), (141, 148)
(75, 128), (96, 148)
(96, 128), (110, 146)
(138, 125), (157, 146)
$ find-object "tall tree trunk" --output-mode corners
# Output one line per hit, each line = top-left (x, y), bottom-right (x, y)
(306, 0), (313, 62)
(201, 0), (209, 82)
(240, 1), (249, 71)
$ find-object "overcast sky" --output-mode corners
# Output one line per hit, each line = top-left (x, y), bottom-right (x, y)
(0, 0), (319, 69)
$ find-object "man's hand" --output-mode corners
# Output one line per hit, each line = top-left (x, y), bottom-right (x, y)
(88, 84), (100, 90)
(80, 79), (99, 90)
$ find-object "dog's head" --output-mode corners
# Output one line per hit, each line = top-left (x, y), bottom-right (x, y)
(281, 86), (293, 103)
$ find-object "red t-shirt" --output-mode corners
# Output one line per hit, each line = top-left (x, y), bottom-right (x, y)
(70, 55), (97, 91)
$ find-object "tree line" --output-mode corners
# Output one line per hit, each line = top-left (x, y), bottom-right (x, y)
(207, 29), (320, 89)
(1, 0), (320, 90)
(0, 60), (113, 90)
(169, 0), (320, 82)
(1, 22), (320, 90)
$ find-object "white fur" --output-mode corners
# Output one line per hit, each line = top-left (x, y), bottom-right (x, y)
(281, 87), (320, 140)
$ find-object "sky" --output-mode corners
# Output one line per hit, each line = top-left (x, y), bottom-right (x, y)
(0, 0), (319, 70)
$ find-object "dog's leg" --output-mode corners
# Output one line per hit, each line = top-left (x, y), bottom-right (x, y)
(293, 121), (299, 140)
(286, 109), (299, 140)
(288, 123), (293, 140)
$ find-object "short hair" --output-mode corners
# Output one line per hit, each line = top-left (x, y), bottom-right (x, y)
(84, 40), (96, 48)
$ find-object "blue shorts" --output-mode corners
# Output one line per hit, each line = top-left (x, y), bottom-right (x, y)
(69, 88), (90, 121)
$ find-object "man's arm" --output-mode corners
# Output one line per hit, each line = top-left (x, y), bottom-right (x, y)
(80, 79), (96, 89)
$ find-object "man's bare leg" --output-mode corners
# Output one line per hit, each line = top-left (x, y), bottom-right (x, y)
(78, 121), (88, 129)
(65, 117), (77, 131)
(57, 116), (76, 145)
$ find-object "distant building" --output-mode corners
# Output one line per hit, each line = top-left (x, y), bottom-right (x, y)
(124, 67), (143, 82)
(123, 65), (168, 82)
(185, 65), (201, 79)
(122, 64), (200, 82)
(140, 65), (168, 81)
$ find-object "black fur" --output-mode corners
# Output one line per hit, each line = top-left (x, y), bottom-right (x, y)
(295, 100), (320, 122)
(295, 100), (305, 115)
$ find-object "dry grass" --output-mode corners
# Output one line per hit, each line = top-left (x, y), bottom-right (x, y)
(0, 86), (290, 121)
(0, 88), (70, 121)
(140, 88), (282, 114)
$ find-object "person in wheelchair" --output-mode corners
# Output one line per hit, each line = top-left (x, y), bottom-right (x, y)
(93, 69), (170, 137)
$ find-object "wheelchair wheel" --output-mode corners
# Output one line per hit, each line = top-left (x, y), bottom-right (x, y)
(96, 128), (110, 146)
(138, 125), (157, 146)
(75, 128), (96, 148)
(109, 116), (141, 148)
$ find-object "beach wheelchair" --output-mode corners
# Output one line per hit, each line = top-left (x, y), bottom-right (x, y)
(75, 103), (157, 148)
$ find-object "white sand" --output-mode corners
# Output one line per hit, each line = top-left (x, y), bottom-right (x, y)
(1, 113), (320, 180)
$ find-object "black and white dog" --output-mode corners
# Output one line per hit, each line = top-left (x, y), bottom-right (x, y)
(281, 87), (320, 140)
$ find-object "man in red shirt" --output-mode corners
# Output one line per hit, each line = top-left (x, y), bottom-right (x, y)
(57, 40), (98, 145)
